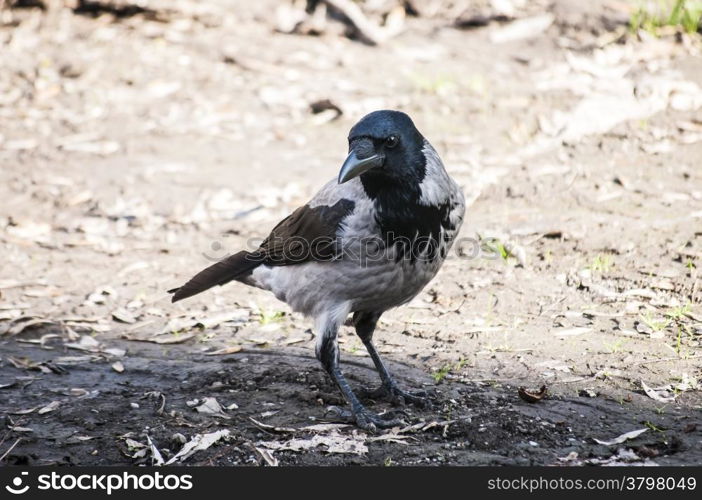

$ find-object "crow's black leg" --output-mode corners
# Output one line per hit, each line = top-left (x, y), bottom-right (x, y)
(353, 311), (429, 407)
(316, 323), (405, 432)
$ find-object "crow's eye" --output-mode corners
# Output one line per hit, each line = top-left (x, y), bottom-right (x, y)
(385, 135), (399, 148)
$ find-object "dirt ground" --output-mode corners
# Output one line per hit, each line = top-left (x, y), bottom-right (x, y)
(1, 0), (701, 466)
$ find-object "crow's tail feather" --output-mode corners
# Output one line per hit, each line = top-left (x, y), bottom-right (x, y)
(169, 250), (264, 302)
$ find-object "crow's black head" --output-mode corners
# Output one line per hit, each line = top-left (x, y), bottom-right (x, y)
(338, 110), (453, 261)
(338, 110), (427, 188)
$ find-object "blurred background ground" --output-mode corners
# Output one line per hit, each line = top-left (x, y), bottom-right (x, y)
(0, 0), (701, 465)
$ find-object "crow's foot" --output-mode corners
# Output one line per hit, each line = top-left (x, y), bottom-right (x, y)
(325, 405), (407, 432)
(359, 383), (431, 408)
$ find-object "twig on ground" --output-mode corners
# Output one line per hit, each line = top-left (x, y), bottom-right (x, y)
(0, 438), (22, 462)
(322, 0), (400, 45)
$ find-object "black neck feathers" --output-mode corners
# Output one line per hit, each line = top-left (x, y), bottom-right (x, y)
(361, 178), (451, 262)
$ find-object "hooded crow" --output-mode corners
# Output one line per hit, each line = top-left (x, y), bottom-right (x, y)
(169, 110), (465, 430)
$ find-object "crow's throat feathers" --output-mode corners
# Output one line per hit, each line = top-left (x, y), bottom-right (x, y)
(359, 141), (457, 261)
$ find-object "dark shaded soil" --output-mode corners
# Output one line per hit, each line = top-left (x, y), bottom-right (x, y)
(1, 334), (699, 466)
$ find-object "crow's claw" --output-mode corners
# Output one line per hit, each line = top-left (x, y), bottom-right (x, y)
(359, 384), (432, 408)
(325, 406), (407, 432)
(379, 408), (410, 420)
(354, 409), (406, 432)
(325, 405), (355, 423)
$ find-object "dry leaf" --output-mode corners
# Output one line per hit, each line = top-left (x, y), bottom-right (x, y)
(258, 431), (368, 455)
(68, 388), (89, 397)
(252, 446), (278, 466)
(518, 385), (548, 403)
(11, 407), (38, 415)
(153, 333), (196, 344)
(490, 14), (554, 43)
(161, 311), (248, 334)
(283, 337), (308, 345)
(10, 426), (33, 433)
(641, 380), (676, 403)
(367, 434), (411, 444)
(194, 397), (229, 418)
(65, 335), (101, 352)
(146, 435), (165, 466)
(125, 438), (146, 451)
(246, 338), (269, 346)
(38, 400), (60, 414)
(112, 309), (137, 324)
(249, 417), (296, 434)
(66, 435), (95, 444)
(125, 333), (196, 344)
(205, 345), (242, 356)
(165, 429), (230, 464)
(594, 428), (648, 446)
(103, 347), (126, 357)
(54, 355), (95, 365)
(2, 317), (55, 336)
(301, 423), (351, 433)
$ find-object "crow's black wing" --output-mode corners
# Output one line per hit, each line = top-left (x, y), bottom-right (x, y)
(169, 199), (355, 302)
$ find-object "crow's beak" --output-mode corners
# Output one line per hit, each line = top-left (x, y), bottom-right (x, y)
(338, 139), (384, 184)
